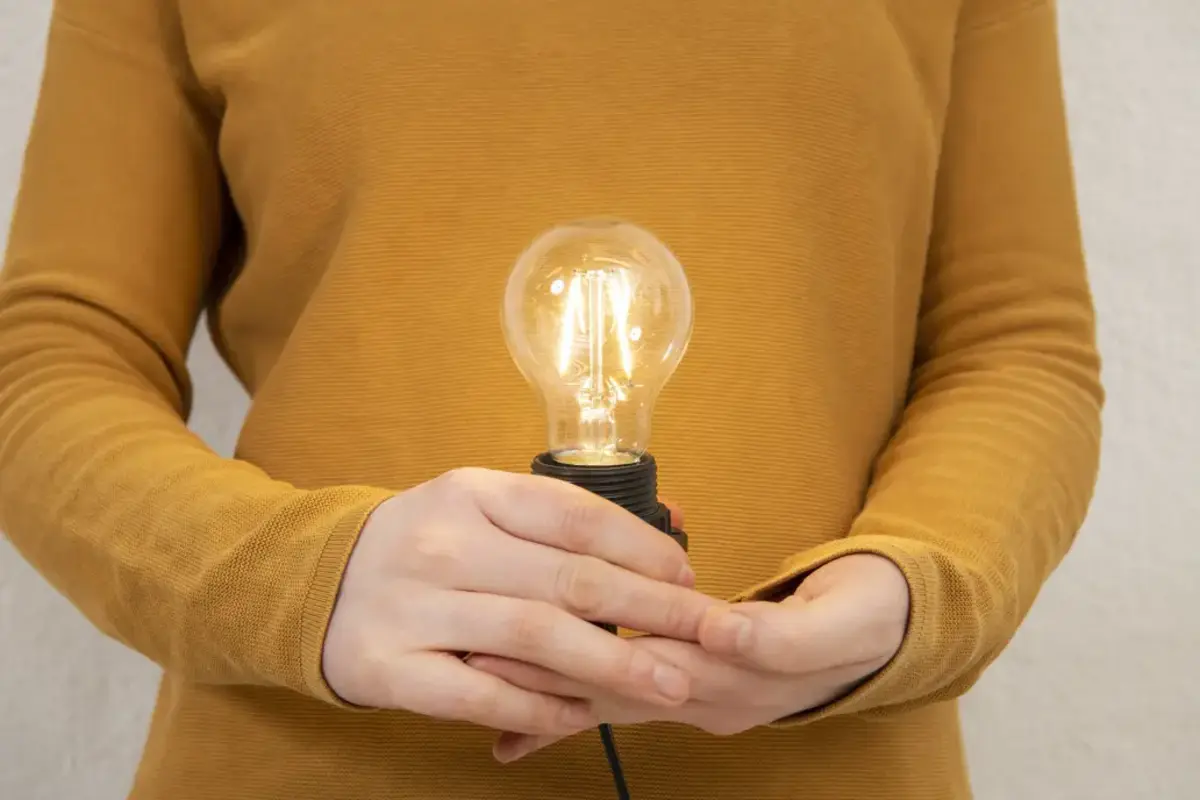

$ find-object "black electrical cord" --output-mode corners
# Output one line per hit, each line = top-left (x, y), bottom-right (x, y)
(595, 621), (632, 800)
(530, 452), (689, 800)
(599, 722), (632, 800)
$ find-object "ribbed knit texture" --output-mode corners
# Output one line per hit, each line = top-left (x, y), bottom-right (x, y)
(0, 1), (1102, 798)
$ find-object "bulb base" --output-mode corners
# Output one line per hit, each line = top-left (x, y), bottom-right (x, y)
(533, 449), (685, 800)
(531, 451), (687, 552)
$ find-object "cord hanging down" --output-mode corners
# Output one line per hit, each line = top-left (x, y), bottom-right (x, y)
(530, 453), (687, 800)
(597, 620), (633, 800)
(599, 722), (632, 800)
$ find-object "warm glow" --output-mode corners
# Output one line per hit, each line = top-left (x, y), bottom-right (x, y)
(503, 220), (693, 461)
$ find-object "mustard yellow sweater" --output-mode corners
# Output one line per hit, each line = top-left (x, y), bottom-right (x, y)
(0, 1), (1102, 798)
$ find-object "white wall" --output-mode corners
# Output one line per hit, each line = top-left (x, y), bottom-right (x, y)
(1, 2), (1197, 798)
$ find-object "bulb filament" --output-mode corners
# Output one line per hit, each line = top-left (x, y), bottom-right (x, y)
(554, 263), (637, 460)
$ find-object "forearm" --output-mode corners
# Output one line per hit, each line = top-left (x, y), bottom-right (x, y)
(0, 291), (391, 694)
(736, 0), (1103, 720)
(0, 1), (393, 701)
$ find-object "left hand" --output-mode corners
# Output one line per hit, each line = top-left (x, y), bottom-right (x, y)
(470, 553), (910, 763)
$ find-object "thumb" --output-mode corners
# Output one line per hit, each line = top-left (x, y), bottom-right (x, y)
(699, 580), (883, 675)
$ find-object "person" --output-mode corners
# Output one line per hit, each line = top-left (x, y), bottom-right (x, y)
(0, 1), (1102, 799)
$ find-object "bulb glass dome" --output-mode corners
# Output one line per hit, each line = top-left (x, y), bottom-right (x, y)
(503, 219), (693, 466)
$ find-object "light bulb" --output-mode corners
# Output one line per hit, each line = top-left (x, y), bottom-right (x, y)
(503, 219), (693, 467)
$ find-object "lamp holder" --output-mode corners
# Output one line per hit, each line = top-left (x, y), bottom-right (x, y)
(530, 452), (687, 553)
(529, 450), (687, 800)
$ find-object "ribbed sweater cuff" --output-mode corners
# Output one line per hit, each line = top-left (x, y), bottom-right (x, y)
(300, 488), (397, 708)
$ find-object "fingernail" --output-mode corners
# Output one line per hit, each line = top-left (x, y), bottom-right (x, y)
(676, 564), (696, 587)
(495, 743), (526, 764)
(712, 611), (752, 652)
(653, 663), (689, 702)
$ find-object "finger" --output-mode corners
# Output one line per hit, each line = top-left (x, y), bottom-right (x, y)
(469, 654), (691, 725)
(699, 595), (887, 674)
(468, 654), (593, 698)
(495, 699), (742, 762)
(394, 652), (596, 735)
(467, 469), (694, 585)
(472, 634), (789, 710)
(452, 532), (721, 642)
(637, 634), (879, 714)
(628, 636), (788, 706)
(432, 592), (691, 706)
(659, 496), (685, 530)
(494, 730), (572, 764)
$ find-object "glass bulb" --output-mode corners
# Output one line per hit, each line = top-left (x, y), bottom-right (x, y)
(503, 219), (693, 466)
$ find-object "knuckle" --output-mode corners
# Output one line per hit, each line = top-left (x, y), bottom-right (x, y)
(554, 556), (609, 619)
(507, 606), (557, 654)
(435, 467), (482, 496)
(554, 499), (604, 552)
(618, 647), (654, 688)
(451, 679), (501, 724)
(655, 549), (689, 580)
(656, 590), (702, 638)
(540, 701), (579, 735)
(402, 523), (464, 583)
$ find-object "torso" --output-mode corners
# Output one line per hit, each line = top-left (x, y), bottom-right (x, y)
(137, 3), (973, 797)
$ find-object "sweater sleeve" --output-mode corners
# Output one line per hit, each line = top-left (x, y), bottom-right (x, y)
(0, 1), (392, 704)
(732, 0), (1104, 721)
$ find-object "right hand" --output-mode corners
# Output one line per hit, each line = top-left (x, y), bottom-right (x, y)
(322, 467), (721, 738)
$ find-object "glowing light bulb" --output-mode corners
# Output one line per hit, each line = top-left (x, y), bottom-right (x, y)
(503, 219), (693, 467)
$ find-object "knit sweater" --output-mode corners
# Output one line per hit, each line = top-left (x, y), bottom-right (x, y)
(0, 1), (1102, 798)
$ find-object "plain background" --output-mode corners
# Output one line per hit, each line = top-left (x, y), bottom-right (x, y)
(1, 1), (1197, 798)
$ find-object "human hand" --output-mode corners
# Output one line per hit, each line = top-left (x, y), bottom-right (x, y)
(471, 553), (909, 761)
(322, 468), (719, 737)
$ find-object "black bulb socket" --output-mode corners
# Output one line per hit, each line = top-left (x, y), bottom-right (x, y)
(530, 451), (687, 553)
